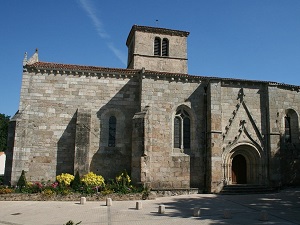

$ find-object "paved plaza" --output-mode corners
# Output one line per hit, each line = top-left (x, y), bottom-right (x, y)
(0, 187), (299, 225)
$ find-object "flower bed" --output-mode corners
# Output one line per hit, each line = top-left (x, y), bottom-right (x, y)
(0, 170), (152, 201)
(0, 192), (154, 201)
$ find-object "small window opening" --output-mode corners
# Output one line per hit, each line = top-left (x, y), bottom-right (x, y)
(162, 38), (169, 56)
(108, 116), (116, 147)
(285, 115), (291, 143)
(154, 37), (161, 56)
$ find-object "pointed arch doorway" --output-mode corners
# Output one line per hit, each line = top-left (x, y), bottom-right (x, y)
(232, 154), (247, 184)
(223, 144), (264, 185)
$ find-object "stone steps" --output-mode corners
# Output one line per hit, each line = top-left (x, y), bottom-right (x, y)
(220, 184), (277, 195)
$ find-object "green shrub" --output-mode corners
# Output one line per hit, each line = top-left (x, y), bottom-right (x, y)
(101, 188), (114, 195)
(71, 171), (81, 191)
(115, 170), (131, 187)
(60, 188), (72, 196)
(103, 170), (138, 194)
(17, 170), (27, 190)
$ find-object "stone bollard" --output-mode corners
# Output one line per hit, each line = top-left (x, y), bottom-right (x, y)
(223, 209), (232, 219)
(158, 204), (165, 214)
(136, 201), (142, 210)
(80, 197), (86, 205)
(106, 198), (112, 206)
(193, 207), (201, 217)
(259, 210), (269, 221)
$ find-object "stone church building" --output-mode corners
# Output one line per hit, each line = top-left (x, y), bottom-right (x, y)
(4, 25), (300, 193)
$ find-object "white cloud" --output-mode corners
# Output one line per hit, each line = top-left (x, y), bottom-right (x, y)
(107, 42), (127, 66)
(78, 0), (109, 39)
(78, 0), (126, 66)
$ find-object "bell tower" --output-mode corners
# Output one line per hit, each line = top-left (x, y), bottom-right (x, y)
(126, 25), (189, 74)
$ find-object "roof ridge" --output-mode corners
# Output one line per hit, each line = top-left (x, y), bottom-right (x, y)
(25, 62), (300, 88)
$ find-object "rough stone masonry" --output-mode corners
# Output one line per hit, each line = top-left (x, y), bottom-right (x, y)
(4, 25), (300, 193)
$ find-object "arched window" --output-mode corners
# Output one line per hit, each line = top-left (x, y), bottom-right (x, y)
(174, 109), (190, 149)
(154, 37), (161, 56)
(284, 109), (299, 144)
(174, 117), (181, 148)
(108, 116), (116, 147)
(285, 115), (291, 143)
(162, 38), (169, 56)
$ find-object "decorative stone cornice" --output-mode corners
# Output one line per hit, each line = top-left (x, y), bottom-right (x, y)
(24, 61), (300, 90)
(126, 25), (189, 46)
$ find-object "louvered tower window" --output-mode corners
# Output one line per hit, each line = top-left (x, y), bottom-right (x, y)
(154, 37), (161, 56)
(108, 116), (116, 147)
(162, 38), (169, 56)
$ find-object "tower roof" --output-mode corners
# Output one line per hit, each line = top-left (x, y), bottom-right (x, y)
(126, 25), (190, 46)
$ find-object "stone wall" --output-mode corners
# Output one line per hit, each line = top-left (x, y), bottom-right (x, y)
(139, 74), (206, 189)
(6, 68), (140, 184)
(5, 64), (300, 191)
(128, 29), (188, 73)
(268, 85), (300, 186)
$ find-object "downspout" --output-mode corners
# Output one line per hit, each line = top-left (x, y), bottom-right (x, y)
(265, 84), (271, 186)
(203, 82), (208, 193)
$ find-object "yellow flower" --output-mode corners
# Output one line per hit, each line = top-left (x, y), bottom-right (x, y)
(81, 172), (105, 187)
(56, 173), (74, 186)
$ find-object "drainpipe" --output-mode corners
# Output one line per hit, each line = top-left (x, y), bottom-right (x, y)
(203, 83), (208, 193)
(265, 84), (271, 186)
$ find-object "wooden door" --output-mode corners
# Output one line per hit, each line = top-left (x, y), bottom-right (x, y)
(232, 154), (247, 184)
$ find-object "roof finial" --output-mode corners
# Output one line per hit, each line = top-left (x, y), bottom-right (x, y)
(27, 48), (39, 65)
(155, 19), (159, 26)
(23, 52), (28, 66)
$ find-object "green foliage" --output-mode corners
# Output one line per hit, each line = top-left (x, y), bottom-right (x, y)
(0, 113), (10, 152)
(71, 171), (81, 191)
(59, 188), (72, 196)
(105, 170), (140, 194)
(26, 181), (43, 193)
(115, 170), (131, 186)
(42, 188), (55, 197)
(142, 186), (150, 200)
(17, 170), (27, 190)
(7, 171), (146, 196)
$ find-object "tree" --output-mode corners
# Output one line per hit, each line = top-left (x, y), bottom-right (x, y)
(0, 113), (10, 152)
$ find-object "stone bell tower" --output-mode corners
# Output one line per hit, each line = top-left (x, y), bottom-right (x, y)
(126, 25), (189, 74)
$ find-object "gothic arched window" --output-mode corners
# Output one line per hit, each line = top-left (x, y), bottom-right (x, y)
(174, 109), (190, 149)
(108, 116), (116, 147)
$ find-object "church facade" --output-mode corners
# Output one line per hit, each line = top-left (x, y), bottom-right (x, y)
(4, 25), (300, 193)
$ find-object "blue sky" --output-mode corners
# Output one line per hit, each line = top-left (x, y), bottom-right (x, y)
(1, 0), (300, 116)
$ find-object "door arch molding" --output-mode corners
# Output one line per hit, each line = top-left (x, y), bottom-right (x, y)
(223, 144), (265, 185)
